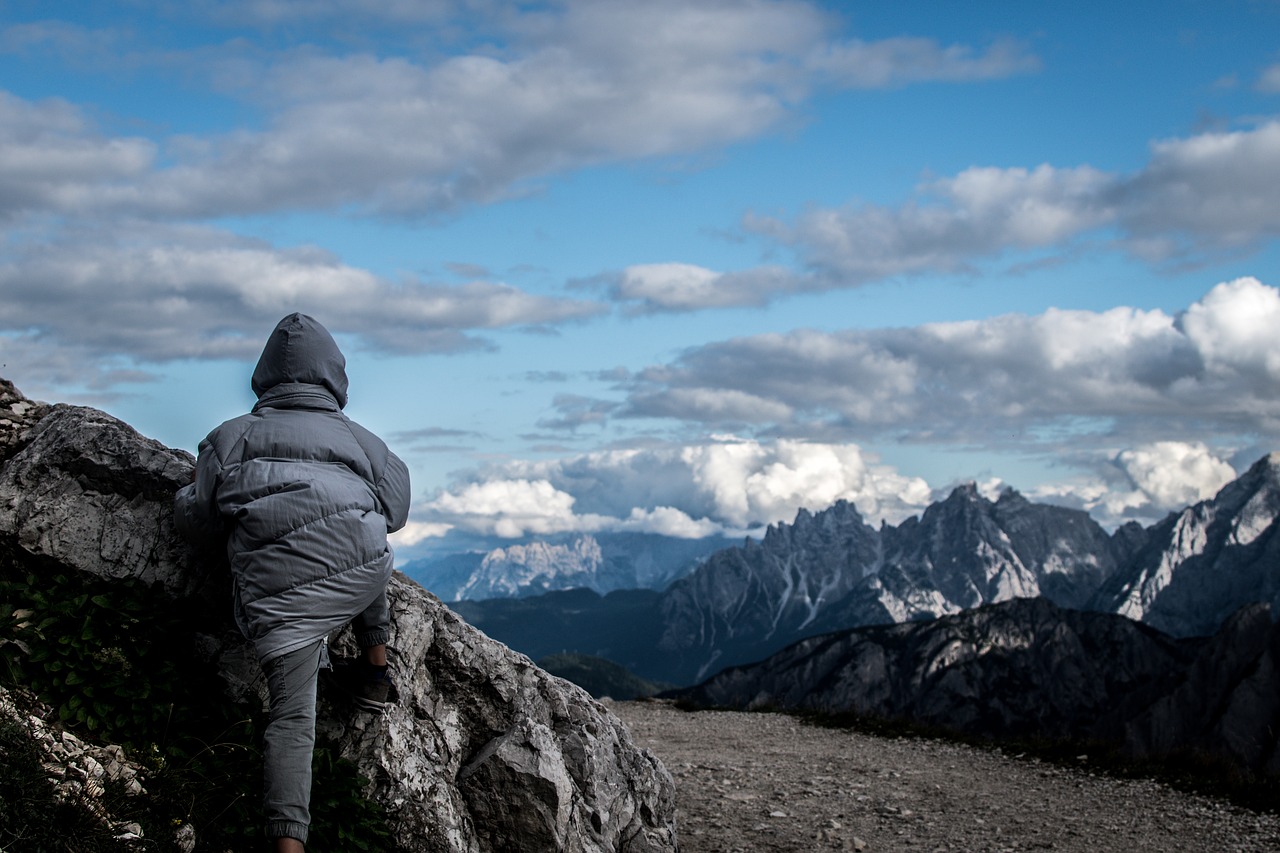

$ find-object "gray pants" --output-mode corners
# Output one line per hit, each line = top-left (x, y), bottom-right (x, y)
(261, 590), (390, 843)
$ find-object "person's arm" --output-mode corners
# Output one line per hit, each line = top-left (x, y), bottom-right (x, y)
(173, 435), (225, 543)
(376, 451), (411, 534)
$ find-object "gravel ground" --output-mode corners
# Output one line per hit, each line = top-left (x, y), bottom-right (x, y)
(609, 699), (1280, 853)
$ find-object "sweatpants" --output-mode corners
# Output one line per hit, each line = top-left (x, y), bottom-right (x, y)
(260, 589), (391, 844)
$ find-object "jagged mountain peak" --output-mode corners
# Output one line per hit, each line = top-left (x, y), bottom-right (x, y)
(1093, 452), (1280, 637)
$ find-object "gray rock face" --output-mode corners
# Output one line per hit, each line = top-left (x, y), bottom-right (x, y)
(0, 380), (677, 853)
(1122, 602), (1280, 774)
(1093, 453), (1280, 637)
(656, 490), (1123, 684)
(679, 598), (1191, 739)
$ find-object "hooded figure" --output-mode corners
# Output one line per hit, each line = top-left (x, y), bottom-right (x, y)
(175, 312), (410, 850)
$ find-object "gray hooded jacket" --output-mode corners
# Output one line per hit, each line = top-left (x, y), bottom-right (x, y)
(174, 313), (411, 663)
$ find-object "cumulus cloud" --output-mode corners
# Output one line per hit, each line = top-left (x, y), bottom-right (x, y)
(1115, 441), (1237, 508)
(0, 222), (603, 382)
(619, 277), (1280, 440)
(412, 436), (932, 539)
(1028, 441), (1238, 528)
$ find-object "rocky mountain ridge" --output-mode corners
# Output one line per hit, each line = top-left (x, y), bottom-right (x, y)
(403, 532), (727, 602)
(462, 456), (1280, 690)
(673, 596), (1280, 775)
(0, 378), (677, 852)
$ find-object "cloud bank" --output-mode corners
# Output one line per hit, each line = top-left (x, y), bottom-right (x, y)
(411, 436), (934, 540)
(619, 278), (1280, 441)
(602, 121), (1280, 313)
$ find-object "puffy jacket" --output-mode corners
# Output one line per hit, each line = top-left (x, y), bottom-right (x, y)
(174, 313), (411, 663)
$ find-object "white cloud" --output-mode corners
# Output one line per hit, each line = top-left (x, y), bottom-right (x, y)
(413, 436), (932, 540)
(1029, 441), (1238, 529)
(1115, 441), (1237, 509)
(586, 121), (1280, 315)
(422, 478), (608, 538)
(601, 263), (806, 313)
(0, 3), (1039, 221)
(0, 91), (155, 220)
(1116, 122), (1280, 258)
(0, 222), (603, 372)
(619, 278), (1280, 439)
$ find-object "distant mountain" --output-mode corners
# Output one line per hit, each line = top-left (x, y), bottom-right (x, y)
(656, 487), (1127, 683)
(403, 532), (731, 601)
(455, 455), (1280, 691)
(671, 597), (1280, 775)
(1091, 453), (1280, 637)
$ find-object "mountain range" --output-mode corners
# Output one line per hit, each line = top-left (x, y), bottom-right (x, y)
(402, 532), (730, 601)
(456, 454), (1280, 688)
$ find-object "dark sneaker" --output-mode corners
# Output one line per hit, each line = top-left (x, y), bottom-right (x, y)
(330, 661), (397, 713)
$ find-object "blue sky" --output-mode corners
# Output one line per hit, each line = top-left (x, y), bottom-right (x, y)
(4, 0), (1280, 556)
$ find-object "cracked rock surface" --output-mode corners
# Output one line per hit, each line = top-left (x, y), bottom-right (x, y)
(0, 378), (677, 853)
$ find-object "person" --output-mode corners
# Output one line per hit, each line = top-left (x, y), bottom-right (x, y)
(174, 312), (411, 852)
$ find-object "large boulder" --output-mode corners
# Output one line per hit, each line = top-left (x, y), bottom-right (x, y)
(0, 379), (677, 853)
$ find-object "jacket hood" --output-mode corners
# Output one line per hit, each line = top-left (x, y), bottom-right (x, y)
(251, 313), (349, 408)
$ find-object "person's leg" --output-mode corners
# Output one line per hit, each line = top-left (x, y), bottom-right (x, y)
(352, 587), (390, 654)
(343, 587), (394, 710)
(261, 640), (324, 848)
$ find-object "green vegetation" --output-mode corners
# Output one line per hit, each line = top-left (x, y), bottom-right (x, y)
(537, 652), (673, 700)
(0, 557), (395, 852)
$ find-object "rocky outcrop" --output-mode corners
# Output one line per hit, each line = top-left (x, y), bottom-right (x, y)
(0, 379), (676, 852)
(674, 596), (1280, 774)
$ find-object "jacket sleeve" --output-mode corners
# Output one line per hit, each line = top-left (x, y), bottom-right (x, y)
(377, 450), (412, 534)
(173, 434), (226, 544)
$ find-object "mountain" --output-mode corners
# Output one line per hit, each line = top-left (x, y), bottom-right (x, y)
(463, 457), (1280, 691)
(0, 378), (677, 852)
(671, 597), (1280, 775)
(1092, 453), (1280, 637)
(456, 488), (1132, 686)
(656, 487), (1127, 683)
(402, 532), (729, 601)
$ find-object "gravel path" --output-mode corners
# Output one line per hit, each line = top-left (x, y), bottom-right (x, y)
(609, 700), (1280, 853)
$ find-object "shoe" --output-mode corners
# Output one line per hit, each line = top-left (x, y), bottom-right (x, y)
(329, 660), (397, 713)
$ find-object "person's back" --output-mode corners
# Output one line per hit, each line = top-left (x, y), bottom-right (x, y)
(175, 312), (411, 851)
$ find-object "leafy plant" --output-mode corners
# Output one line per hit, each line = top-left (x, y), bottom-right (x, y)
(0, 557), (397, 851)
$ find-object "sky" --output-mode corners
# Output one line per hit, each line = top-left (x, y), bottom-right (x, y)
(4, 0), (1280, 558)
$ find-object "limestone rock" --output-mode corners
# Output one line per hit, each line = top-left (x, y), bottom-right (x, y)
(0, 380), (677, 852)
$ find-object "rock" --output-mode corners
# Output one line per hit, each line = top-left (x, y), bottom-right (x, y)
(0, 379), (677, 852)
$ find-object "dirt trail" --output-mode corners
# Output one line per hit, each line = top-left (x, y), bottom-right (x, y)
(609, 700), (1280, 853)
